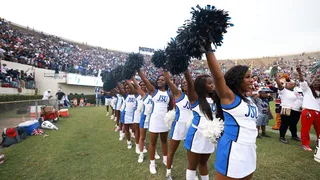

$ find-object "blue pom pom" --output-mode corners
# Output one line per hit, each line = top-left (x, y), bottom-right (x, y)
(211, 6), (215, 10)
(230, 24), (234, 27)
(227, 17), (231, 20)
(206, 5), (211, 10)
(213, 49), (216, 52)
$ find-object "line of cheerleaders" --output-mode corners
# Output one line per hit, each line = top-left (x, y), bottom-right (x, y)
(104, 50), (258, 180)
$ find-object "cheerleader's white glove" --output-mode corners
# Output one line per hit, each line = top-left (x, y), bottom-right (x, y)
(200, 118), (224, 144)
(164, 109), (176, 130)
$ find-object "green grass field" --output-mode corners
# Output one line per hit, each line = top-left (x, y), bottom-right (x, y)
(0, 106), (320, 180)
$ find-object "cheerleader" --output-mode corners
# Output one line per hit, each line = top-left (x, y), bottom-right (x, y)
(132, 77), (157, 163)
(114, 85), (125, 140)
(104, 91), (113, 116)
(163, 71), (192, 180)
(126, 80), (142, 153)
(138, 70), (173, 174)
(205, 48), (258, 179)
(184, 69), (221, 180)
(110, 93), (117, 121)
(119, 80), (137, 149)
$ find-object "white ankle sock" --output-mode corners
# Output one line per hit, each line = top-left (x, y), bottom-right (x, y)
(200, 175), (209, 180)
(163, 156), (167, 162)
(127, 140), (131, 145)
(140, 152), (144, 156)
(186, 169), (196, 180)
(166, 168), (171, 175)
(150, 160), (155, 165)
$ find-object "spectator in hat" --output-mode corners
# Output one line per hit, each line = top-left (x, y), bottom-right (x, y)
(254, 87), (273, 138)
(42, 89), (52, 106)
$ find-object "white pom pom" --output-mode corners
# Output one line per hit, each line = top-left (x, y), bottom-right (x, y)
(200, 118), (224, 144)
(164, 109), (176, 130)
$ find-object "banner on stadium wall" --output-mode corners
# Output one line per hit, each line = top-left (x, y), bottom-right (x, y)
(66, 73), (103, 87)
(139, 46), (154, 53)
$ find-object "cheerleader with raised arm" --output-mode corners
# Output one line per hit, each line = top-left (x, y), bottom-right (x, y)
(132, 77), (157, 163)
(183, 69), (222, 180)
(122, 80), (139, 150)
(117, 84), (127, 141)
(163, 71), (193, 180)
(137, 69), (173, 174)
(205, 47), (258, 180)
(104, 91), (113, 116)
(113, 86), (125, 140)
(110, 93), (117, 121)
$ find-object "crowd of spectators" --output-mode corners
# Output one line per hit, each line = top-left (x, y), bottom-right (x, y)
(1, 17), (319, 88)
(0, 63), (35, 89)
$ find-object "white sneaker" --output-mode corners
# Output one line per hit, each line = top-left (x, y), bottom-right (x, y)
(111, 115), (114, 120)
(119, 133), (125, 141)
(128, 143), (132, 149)
(155, 151), (160, 160)
(149, 164), (157, 174)
(106, 112), (109, 116)
(138, 154), (144, 163)
(166, 173), (173, 180)
(135, 146), (140, 154)
(143, 146), (147, 153)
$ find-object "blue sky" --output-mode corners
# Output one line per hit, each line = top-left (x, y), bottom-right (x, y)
(1, 0), (320, 59)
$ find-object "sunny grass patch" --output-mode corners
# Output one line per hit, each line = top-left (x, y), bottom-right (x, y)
(0, 106), (319, 180)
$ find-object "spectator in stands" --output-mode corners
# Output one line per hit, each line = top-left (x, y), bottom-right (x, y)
(1, 64), (7, 75)
(0, 47), (5, 58)
(42, 89), (52, 105)
(56, 89), (65, 110)
(26, 73), (34, 89)
(19, 70), (25, 88)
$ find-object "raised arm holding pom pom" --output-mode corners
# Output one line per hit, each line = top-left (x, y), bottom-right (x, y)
(205, 45), (258, 180)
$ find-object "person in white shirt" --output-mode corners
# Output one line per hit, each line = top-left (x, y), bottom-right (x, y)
(1, 64), (8, 74)
(275, 73), (303, 144)
(297, 66), (320, 152)
(42, 89), (52, 105)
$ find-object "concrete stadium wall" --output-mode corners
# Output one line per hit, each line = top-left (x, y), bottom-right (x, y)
(0, 87), (35, 95)
(1, 60), (96, 95)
